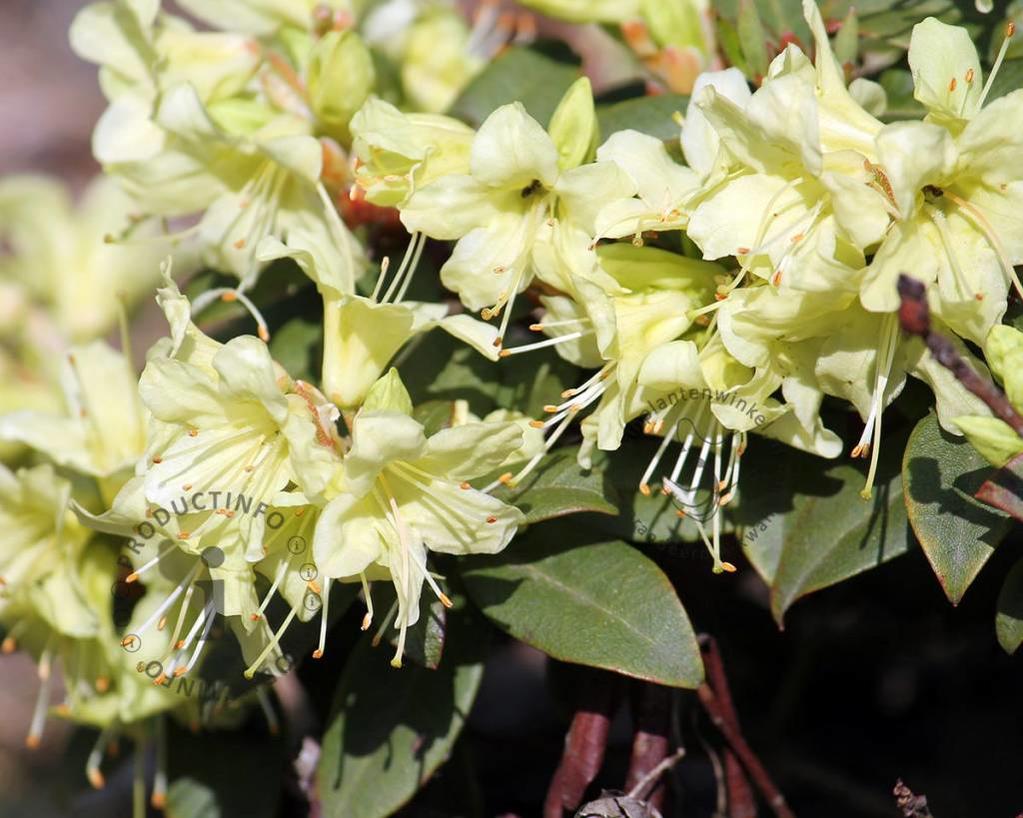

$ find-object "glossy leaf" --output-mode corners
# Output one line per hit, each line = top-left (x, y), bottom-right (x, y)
(450, 46), (580, 127)
(737, 434), (912, 625)
(596, 94), (689, 143)
(488, 447), (619, 524)
(402, 331), (577, 418)
(376, 583), (448, 670)
(316, 607), (487, 818)
(460, 532), (704, 687)
(589, 438), (738, 547)
(737, 0), (770, 79)
(269, 317), (320, 383)
(903, 413), (1011, 604)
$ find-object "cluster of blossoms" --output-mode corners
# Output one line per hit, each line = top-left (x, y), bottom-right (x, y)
(0, 0), (1020, 809)
(355, 0), (1020, 568)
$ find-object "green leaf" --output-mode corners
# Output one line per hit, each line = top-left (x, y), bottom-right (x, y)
(449, 46), (580, 127)
(878, 69), (926, 121)
(196, 582), (359, 699)
(375, 583), (448, 670)
(412, 399), (460, 436)
(996, 557), (1023, 654)
(596, 94), (689, 143)
(269, 317), (320, 382)
(903, 413), (1011, 605)
(401, 332), (578, 418)
(986, 58), (1023, 104)
(715, 0), (811, 51)
(488, 447), (619, 524)
(316, 607), (487, 818)
(831, 6), (859, 67)
(737, 0), (770, 79)
(588, 439), (738, 547)
(736, 432), (913, 625)
(461, 531), (704, 687)
(716, 17), (750, 77)
(165, 718), (287, 818)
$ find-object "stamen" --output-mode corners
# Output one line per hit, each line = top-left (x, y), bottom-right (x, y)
(498, 330), (591, 357)
(151, 717), (167, 809)
(86, 723), (118, 788)
(381, 232), (426, 304)
(26, 653), (53, 749)
(243, 602), (301, 679)
(313, 578), (332, 659)
(859, 314), (898, 499)
(978, 22), (1016, 108)
(360, 572), (374, 630)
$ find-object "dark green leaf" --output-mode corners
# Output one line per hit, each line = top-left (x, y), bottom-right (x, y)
(903, 413), (1011, 604)
(269, 317), (321, 382)
(412, 400), (460, 436)
(197, 582), (359, 699)
(488, 447), (619, 524)
(316, 607), (487, 818)
(401, 332), (578, 418)
(596, 94), (689, 143)
(878, 69), (926, 121)
(165, 718), (287, 818)
(461, 533), (704, 687)
(985, 58), (1023, 104)
(737, 0), (770, 79)
(449, 47), (580, 127)
(588, 439), (738, 547)
(375, 583), (448, 670)
(996, 557), (1023, 654)
(736, 433), (913, 625)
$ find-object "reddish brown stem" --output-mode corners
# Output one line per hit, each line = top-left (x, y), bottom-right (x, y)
(697, 636), (794, 818)
(625, 683), (672, 811)
(699, 636), (756, 818)
(544, 672), (619, 818)
(897, 275), (1023, 436)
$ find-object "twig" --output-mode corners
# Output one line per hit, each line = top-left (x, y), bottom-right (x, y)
(626, 683), (673, 811)
(627, 749), (686, 801)
(897, 275), (1023, 435)
(699, 636), (756, 818)
(697, 636), (795, 818)
(893, 779), (934, 818)
(544, 671), (620, 818)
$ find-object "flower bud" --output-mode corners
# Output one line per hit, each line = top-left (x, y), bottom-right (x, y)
(307, 30), (376, 143)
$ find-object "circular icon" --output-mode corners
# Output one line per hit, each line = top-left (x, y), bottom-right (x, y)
(201, 546), (225, 568)
(287, 535), (306, 555)
(121, 633), (142, 653)
(299, 563), (318, 582)
(304, 591), (322, 612)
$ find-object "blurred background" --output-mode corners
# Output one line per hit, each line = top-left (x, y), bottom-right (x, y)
(1, 2), (100, 815)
